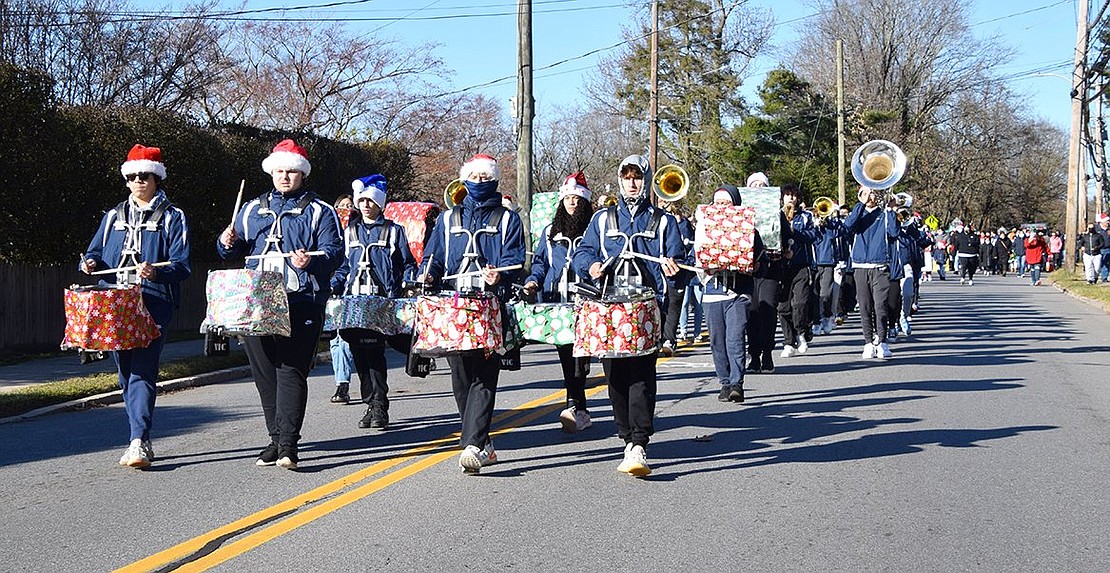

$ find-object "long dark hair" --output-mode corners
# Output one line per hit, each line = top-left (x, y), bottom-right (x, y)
(548, 198), (593, 241)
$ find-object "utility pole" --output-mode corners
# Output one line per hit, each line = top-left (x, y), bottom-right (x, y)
(649, 0), (660, 188)
(1096, 102), (1107, 217)
(516, 0), (533, 241)
(836, 39), (845, 206)
(1065, 0), (1089, 273)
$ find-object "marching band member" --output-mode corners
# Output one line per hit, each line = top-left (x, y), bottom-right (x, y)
(703, 185), (765, 403)
(843, 184), (899, 360)
(777, 183), (818, 358)
(332, 174), (416, 431)
(744, 172), (780, 373)
(82, 144), (191, 469)
(421, 154), (526, 474)
(523, 171), (595, 433)
(572, 154), (687, 477)
(810, 201), (846, 335)
(218, 139), (343, 470)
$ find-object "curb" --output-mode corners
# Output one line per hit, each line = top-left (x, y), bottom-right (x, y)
(0, 351), (331, 425)
(1051, 280), (1110, 314)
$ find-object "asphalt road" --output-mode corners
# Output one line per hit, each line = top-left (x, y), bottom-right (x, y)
(2, 274), (1109, 572)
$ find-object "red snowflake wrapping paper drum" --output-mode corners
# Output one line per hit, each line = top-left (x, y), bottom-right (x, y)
(200, 269), (290, 337)
(694, 204), (756, 272)
(62, 284), (160, 351)
(572, 298), (660, 358)
(383, 202), (440, 264)
(412, 293), (504, 356)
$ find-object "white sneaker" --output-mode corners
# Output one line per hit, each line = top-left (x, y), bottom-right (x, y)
(616, 443), (651, 477)
(960, 278), (965, 285)
(797, 339), (809, 354)
(459, 443), (497, 474)
(575, 410), (592, 431)
(968, 280), (973, 286)
(861, 343), (876, 359)
(781, 345), (796, 358)
(878, 342), (892, 359)
(119, 439), (150, 469)
(559, 407), (578, 433)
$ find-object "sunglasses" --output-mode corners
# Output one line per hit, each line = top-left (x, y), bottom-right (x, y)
(126, 173), (152, 182)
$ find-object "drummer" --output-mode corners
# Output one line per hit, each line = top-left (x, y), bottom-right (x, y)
(522, 171), (595, 434)
(217, 139), (342, 470)
(331, 174), (416, 431)
(81, 144), (191, 469)
(420, 154), (526, 474)
(572, 154), (687, 477)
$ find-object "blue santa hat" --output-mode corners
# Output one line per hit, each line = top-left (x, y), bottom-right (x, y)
(352, 174), (387, 208)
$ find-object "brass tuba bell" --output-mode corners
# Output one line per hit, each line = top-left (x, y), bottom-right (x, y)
(651, 164), (689, 202)
(443, 179), (466, 208)
(851, 140), (906, 191)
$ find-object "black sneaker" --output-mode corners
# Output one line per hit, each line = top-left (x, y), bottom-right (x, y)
(729, 385), (745, 403)
(276, 445), (298, 470)
(331, 383), (350, 404)
(761, 354), (775, 373)
(358, 406), (374, 429)
(718, 385), (732, 402)
(256, 442), (279, 466)
(748, 357), (762, 373)
(369, 401), (389, 430)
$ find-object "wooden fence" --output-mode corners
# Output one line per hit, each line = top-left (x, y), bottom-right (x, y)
(0, 263), (217, 354)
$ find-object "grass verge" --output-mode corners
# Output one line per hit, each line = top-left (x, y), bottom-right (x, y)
(0, 351), (249, 419)
(1049, 269), (1110, 310)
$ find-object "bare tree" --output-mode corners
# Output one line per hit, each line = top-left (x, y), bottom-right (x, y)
(202, 20), (444, 139)
(0, 0), (229, 114)
(532, 103), (646, 196)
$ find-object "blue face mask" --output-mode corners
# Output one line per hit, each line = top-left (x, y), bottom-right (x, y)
(463, 179), (499, 204)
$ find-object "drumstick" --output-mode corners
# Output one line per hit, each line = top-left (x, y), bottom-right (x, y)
(441, 264), (524, 281)
(629, 251), (702, 273)
(230, 179), (245, 228)
(90, 261), (172, 275)
(245, 250), (327, 260)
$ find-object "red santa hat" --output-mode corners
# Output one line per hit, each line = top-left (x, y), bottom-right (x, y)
(120, 144), (166, 180)
(1099, 213), (1110, 223)
(261, 139), (312, 177)
(558, 171), (591, 201)
(459, 153), (499, 181)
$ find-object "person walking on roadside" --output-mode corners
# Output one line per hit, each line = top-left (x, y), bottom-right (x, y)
(949, 220), (980, 285)
(523, 171), (595, 434)
(329, 194), (356, 404)
(1048, 230), (1063, 273)
(81, 144), (192, 469)
(218, 139), (343, 470)
(334, 174), (416, 431)
(1012, 229), (1027, 277)
(1025, 230), (1049, 287)
(1080, 223), (1104, 284)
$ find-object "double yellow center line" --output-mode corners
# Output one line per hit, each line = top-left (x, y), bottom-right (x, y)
(117, 381), (611, 572)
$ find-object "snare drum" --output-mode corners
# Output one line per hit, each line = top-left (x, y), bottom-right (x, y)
(200, 269), (290, 337)
(512, 301), (576, 346)
(572, 297), (660, 358)
(62, 284), (160, 351)
(336, 295), (415, 336)
(412, 292), (504, 357)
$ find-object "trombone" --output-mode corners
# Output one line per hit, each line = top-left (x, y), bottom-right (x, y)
(812, 196), (837, 220)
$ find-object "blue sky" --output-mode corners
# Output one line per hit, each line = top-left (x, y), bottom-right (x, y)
(156, 0), (1079, 130)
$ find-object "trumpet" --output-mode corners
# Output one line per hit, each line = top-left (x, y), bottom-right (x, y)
(813, 196), (837, 220)
(651, 164), (688, 202)
(851, 140), (907, 194)
(443, 179), (466, 208)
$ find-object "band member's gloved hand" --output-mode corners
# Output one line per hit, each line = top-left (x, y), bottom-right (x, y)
(482, 264), (500, 286)
(138, 261), (156, 280)
(290, 248), (311, 269)
(661, 257), (680, 277)
(522, 281), (539, 295)
(220, 227), (238, 249)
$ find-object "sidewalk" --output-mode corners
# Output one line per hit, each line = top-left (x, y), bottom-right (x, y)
(0, 339), (210, 392)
